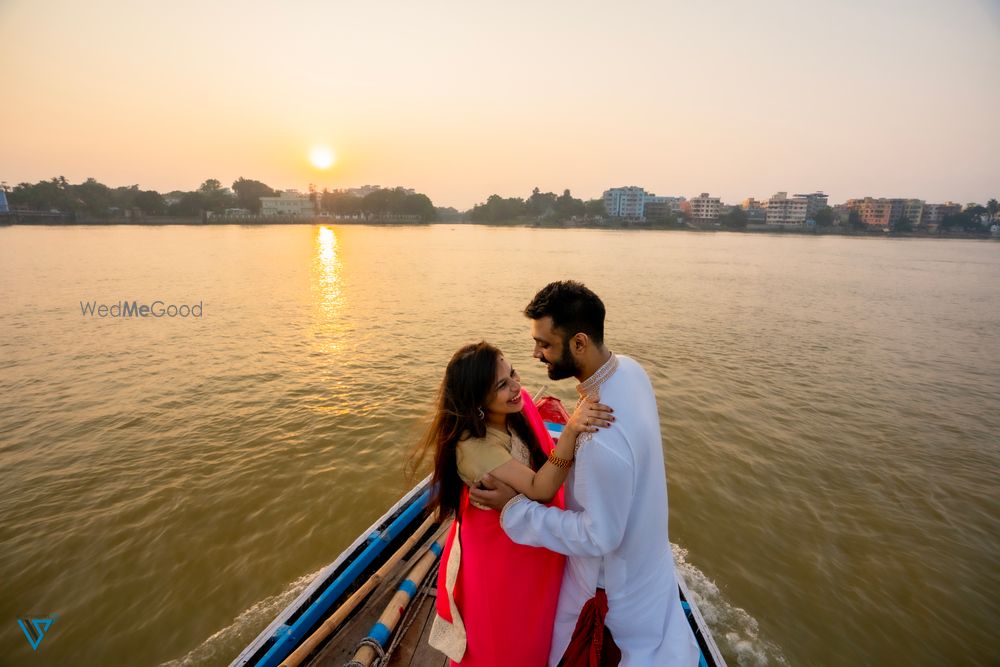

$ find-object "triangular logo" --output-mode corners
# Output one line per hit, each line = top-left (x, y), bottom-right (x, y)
(17, 617), (55, 650)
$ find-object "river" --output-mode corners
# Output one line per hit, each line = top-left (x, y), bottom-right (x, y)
(1, 224), (997, 665)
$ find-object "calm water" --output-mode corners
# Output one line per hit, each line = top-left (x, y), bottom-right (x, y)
(1, 225), (998, 666)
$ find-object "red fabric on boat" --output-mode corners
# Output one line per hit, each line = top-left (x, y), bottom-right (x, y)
(535, 395), (571, 425)
(556, 589), (621, 667)
(437, 388), (566, 666)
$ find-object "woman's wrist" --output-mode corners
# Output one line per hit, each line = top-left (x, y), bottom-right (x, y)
(547, 450), (573, 469)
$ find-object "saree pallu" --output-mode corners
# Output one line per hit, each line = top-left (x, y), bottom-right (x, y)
(433, 388), (565, 667)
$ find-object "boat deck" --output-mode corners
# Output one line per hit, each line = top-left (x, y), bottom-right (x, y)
(304, 523), (449, 667)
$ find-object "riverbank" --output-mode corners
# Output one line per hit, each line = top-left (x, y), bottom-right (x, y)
(3, 214), (997, 239)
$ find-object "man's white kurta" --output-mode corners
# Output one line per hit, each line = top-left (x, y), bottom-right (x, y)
(501, 355), (699, 666)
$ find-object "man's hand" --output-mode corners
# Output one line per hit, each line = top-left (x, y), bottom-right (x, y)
(469, 473), (518, 510)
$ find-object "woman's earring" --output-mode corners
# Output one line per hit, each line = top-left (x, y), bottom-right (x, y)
(477, 407), (485, 421)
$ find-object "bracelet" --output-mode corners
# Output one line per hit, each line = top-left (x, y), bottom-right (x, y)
(548, 451), (573, 469)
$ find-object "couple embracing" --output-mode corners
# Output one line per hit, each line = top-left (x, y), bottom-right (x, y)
(414, 281), (699, 667)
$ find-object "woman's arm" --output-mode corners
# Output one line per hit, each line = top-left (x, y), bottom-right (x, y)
(485, 397), (613, 502)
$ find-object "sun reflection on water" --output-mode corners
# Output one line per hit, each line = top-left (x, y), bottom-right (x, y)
(310, 226), (344, 353)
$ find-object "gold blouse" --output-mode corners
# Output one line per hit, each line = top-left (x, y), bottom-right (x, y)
(456, 426), (530, 498)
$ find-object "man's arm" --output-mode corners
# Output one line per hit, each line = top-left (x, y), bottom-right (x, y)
(479, 440), (635, 557)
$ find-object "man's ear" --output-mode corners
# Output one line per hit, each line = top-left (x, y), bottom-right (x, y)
(571, 332), (589, 355)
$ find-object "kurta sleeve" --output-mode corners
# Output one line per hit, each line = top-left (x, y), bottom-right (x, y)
(500, 434), (635, 557)
(456, 436), (513, 486)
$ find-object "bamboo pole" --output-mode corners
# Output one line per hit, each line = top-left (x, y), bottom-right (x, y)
(346, 529), (450, 667)
(278, 514), (444, 667)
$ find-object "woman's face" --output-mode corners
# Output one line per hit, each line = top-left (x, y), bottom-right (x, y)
(484, 354), (522, 420)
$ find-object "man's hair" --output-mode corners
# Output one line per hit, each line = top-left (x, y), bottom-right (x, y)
(524, 280), (605, 345)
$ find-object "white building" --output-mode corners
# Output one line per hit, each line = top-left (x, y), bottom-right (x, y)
(793, 192), (829, 219)
(603, 186), (647, 220)
(766, 192), (808, 227)
(689, 193), (721, 221)
(260, 191), (316, 217)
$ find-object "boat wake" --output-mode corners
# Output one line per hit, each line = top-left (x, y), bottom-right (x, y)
(160, 567), (324, 667)
(672, 544), (788, 666)
(166, 545), (782, 667)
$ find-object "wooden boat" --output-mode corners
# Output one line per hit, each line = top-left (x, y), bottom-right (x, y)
(233, 397), (727, 667)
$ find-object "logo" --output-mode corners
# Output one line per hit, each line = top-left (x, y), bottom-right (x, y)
(17, 616), (57, 650)
(79, 300), (204, 318)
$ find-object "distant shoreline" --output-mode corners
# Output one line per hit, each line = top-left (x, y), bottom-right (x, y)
(1, 215), (996, 240)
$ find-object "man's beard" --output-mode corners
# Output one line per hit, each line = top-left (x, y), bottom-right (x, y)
(545, 338), (579, 380)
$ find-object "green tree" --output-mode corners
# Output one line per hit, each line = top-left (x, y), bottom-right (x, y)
(196, 179), (233, 212)
(321, 191), (364, 216)
(199, 179), (222, 194)
(987, 198), (999, 221)
(526, 187), (557, 218)
(469, 194), (526, 222)
(554, 189), (585, 220)
(171, 192), (208, 216)
(401, 193), (437, 221)
(232, 177), (275, 213)
(74, 177), (115, 217)
(814, 206), (834, 227)
(584, 199), (605, 218)
(890, 215), (913, 233)
(719, 207), (748, 230)
(939, 209), (988, 234)
(134, 190), (166, 215)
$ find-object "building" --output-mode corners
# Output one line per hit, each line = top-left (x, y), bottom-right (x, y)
(765, 192), (808, 227)
(741, 197), (767, 224)
(793, 192), (829, 219)
(920, 202), (961, 231)
(603, 186), (647, 220)
(260, 191), (316, 217)
(643, 195), (686, 222)
(844, 197), (924, 230)
(689, 193), (721, 221)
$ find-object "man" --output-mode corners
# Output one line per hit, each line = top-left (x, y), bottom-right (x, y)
(471, 281), (699, 666)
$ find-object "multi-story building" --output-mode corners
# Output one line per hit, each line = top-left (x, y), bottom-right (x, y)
(793, 192), (829, 219)
(643, 195), (685, 221)
(844, 197), (924, 230)
(260, 191), (316, 217)
(920, 202), (962, 231)
(765, 192), (808, 227)
(603, 186), (647, 220)
(689, 193), (721, 221)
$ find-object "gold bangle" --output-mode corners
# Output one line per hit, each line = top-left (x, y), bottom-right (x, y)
(548, 451), (573, 469)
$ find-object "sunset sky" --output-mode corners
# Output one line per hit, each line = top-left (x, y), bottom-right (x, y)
(2, 0), (998, 209)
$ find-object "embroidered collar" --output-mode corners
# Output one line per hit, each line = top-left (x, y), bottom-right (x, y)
(576, 352), (618, 401)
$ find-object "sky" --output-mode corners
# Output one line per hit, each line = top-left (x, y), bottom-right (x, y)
(2, 0), (998, 209)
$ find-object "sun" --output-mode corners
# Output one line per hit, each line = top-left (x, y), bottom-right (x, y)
(309, 146), (335, 169)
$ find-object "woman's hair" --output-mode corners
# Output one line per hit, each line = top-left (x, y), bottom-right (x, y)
(410, 341), (547, 520)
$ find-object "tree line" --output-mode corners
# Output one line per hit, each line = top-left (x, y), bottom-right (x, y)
(2, 177), (438, 222)
(469, 187), (606, 223)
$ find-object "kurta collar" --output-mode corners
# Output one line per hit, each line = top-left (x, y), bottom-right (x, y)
(576, 352), (618, 401)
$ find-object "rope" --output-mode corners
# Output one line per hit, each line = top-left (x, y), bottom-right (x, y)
(343, 636), (385, 667)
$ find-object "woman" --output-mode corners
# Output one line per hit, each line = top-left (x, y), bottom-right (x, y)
(416, 341), (613, 667)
